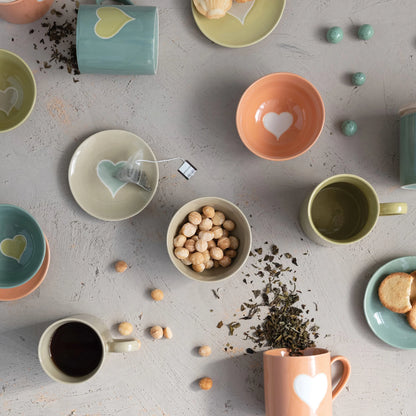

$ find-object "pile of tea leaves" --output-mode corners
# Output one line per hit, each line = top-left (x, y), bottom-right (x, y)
(29, 0), (80, 78)
(220, 243), (322, 354)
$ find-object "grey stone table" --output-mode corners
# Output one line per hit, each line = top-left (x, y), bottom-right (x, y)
(1, 0), (416, 415)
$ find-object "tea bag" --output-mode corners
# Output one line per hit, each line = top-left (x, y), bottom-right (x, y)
(114, 151), (196, 191)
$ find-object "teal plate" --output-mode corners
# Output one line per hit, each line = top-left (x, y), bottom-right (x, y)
(0, 204), (45, 288)
(364, 256), (416, 349)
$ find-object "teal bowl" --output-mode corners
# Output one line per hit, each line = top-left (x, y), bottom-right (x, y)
(364, 256), (416, 349)
(0, 204), (45, 288)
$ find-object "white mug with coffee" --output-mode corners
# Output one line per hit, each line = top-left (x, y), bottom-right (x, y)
(38, 314), (140, 383)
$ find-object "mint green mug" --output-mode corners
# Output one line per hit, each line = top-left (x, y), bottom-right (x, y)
(76, 0), (158, 75)
(399, 105), (416, 189)
(300, 174), (407, 246)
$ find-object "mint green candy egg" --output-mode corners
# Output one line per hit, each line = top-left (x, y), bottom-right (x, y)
(326, 27), (343, 43)
(352, 72), (366, 86)
(341, 120), (357, 136)
(358, 24), (374, 40)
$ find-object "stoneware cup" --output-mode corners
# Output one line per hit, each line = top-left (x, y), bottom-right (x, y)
(0, 49), (36, 133)
(263, 348), (351, 416)
(299, 174), (407, 246)
(399, 105), (416, 189)
(38, 314), (140, 383)
(76, 0), (158, 75)
(0, 0), (54, 24)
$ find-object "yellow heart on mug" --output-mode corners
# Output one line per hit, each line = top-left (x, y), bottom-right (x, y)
(0, 235), (27, 263)
(94, 7), (135, 39)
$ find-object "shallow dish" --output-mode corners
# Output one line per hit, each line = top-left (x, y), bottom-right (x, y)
(364, 256), (416, 349)
(167, 197), (252, 282)
(0, 236), (50, 301)
(0, 49), (36, 132)
(0, 204), (45, 288)
(236, 73), (325, 161)
(68, 130), (159, 221)
(191, 0), (285, 48)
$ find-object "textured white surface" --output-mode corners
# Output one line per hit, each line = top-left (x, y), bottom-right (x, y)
(1, 0), (416, 415)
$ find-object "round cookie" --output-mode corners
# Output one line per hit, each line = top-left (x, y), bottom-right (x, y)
(378, 272), (413, 313)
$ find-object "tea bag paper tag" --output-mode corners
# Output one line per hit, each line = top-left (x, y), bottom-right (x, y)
(178, 160), (197, 180)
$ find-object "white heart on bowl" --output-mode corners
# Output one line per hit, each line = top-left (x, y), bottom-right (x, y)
(227, 0), (256, 25)
(0, 87), (18, 117)
(293, 373), (328, 413)
(262, 111), (294, 141)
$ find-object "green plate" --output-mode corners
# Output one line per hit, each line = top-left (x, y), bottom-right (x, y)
(364, 256), (416, 349)
(192, 0), (286, 48)
(0, 204), (45, 289)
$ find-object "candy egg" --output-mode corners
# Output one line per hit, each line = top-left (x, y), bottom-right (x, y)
(326, 26), (343, 43)
(358, 24), (374, 40)
(351, 72), (366, 86)
(341, 120), (358, 136)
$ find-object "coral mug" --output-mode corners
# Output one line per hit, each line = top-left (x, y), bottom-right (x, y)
(0, 0), (54, 24)
(38, 314), (140, 383)
(76, 0), (158, 75)
(263, 348), (351, 416)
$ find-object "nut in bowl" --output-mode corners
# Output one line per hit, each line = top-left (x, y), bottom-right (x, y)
(236, 73), (325, 161)
(167, 197), (252, 282)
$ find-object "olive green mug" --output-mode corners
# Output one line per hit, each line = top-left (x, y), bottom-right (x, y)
(299, 174), (407, 246)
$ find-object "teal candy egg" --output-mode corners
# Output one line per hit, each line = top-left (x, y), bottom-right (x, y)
(341, 120), (358, 136)
(352, 72), (366, 86)
(358, 24), (374, 40)
(326, 26), (343, 43)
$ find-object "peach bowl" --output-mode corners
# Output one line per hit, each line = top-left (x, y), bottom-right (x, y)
(236, 73), (325, 161)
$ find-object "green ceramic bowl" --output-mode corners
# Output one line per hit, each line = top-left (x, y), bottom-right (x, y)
(0, 204), (45, 288)
(0, 49), (36, 133)
(364, 256), (416, 349)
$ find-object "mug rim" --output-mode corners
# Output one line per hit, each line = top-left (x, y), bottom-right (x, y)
(38, 316), (106, 384)
(263, 347), (329, 358)
(306, 174), (379, 245)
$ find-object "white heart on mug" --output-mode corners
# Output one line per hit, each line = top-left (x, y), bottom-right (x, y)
(262, 111), (293, 141)
(293, 373), (328, 413)
(0, 87), (18, 117)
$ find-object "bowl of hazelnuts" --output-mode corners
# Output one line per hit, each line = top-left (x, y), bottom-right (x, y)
(167, 197), (252, 282)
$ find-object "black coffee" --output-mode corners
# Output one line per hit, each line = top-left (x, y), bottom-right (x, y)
(49, 322), (103, 377)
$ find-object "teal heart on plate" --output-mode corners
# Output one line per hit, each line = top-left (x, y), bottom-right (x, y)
(96, 159), (127, 198)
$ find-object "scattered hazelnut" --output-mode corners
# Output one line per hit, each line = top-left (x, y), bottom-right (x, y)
(192, 263), (206, 273)
(115, 260), (128, 273)
(199, 377), (213, 390)
(202, 206), (215, 218)
(184, 239), (196, 253)
(118, 321), (133, 336)
(151, 289), (164, 301)
(190, 252), (204, 265)
(223, 219), (235, 231)
(174, 247), (189, 260)
(210, 247), (224, 261)
(150, 325), (163, 339)
(188, 211), (202, 225)
(173, 234), (187, 248)
(181, 222), (197, 237)
(199, 218), (213, 231)
(219, 256), (232, 267)
(199, 231), (214, 241)
(163, 327), (173, 339)
(212, 211), (225, 226)
(195, 239), (208, 252)
(198, 345), (212, 357)
(217, 237), (231, 250)
(211, 226), (223, 239)
(229, 236), (239, 250)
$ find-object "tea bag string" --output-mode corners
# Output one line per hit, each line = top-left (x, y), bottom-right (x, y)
(133, 157), (186, 165)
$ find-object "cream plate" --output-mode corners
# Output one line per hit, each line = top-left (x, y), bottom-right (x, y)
(191, 0), (286, 48)
(68, 130), (159, 221)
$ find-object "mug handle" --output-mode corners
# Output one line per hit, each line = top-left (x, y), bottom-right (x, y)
(96, 0), (133, 5)
(330, 355), (351, 400)
(108, 339), (140, 353)
(379, 202), (408, 216)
